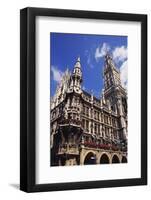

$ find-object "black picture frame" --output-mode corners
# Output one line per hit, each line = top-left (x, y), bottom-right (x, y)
(20, 7), (147, 192)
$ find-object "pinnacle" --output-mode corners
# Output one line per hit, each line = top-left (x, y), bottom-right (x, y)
(77, 56), (80, 62)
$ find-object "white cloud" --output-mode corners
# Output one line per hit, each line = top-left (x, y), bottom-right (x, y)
(112, 45), (128, 89)
(112, 46), (127, 63)
(87, 54), (91, 65)
(51, 66), (63, 83)
(95, 43), (110, 61)
(87, 56), (94, 68)
(120, 60), (128, 89)
(85, 50), (94, 68)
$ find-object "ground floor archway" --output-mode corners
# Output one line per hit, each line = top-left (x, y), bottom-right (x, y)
(80, 148), (127, 165)
(112, 154), (120, 163)
(84, 152), (96, 165)
(121, 156), (127, 163)
(100, 153), (110, 164)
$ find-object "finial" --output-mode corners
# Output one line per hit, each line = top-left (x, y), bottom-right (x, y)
(65, 66), (69, 73)
(91, 89), (94, 102)
(105, 52), (112, 60)
(77, 56), (80, 62)
(74, 56), (81, 69)
(102, 89), (106, 104)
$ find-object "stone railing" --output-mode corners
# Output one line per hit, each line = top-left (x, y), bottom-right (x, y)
(58, 144), (79, 155)
(60, 118), (81, 126)
(82, 141), (127, 152)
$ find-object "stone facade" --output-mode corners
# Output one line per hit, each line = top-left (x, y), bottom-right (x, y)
(50, 54), (128, 166)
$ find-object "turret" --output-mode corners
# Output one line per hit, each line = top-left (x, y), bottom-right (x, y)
(68, 57), (83, 94)
(51, 68), (71, 109)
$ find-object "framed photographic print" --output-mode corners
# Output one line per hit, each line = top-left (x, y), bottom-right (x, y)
(20, 7), (147, 192)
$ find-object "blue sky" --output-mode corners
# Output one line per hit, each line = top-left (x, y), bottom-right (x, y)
(50, 32), (127, 98)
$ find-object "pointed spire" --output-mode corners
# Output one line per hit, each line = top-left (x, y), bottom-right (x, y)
(102, 89), (106, 104)
(90, 89), (94, 103)
(77, 56), (80, 62)
(69, 56), (82, 93)
(105, 52), (113, 64)
(74, 56), (81, 69)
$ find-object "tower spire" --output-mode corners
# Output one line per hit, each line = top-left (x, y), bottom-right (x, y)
(73, 56), (81, 70)
(77, 56), (80, 62)
(103, 53), (121, 90)
(68, 56), (83, 94)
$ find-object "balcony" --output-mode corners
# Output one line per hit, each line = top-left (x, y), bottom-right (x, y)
(60, 118), (81, 127)
(58, 144), (79, 155)
(82, 141), (127, 152)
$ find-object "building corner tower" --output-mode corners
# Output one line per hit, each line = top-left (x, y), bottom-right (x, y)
(103, 53), (128, 142)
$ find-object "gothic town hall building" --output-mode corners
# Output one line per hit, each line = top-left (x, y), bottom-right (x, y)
(50, 54), (128, 166)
